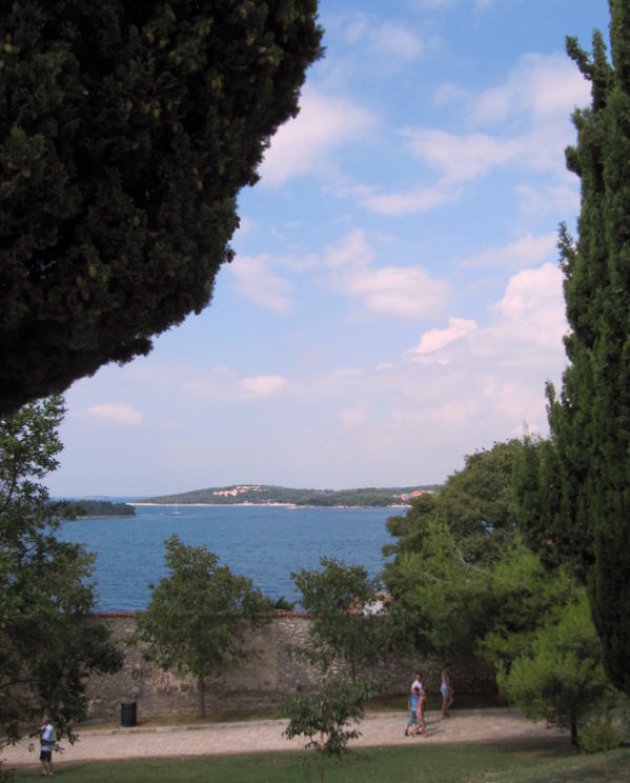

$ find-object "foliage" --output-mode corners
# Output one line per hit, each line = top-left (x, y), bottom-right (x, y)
(133, 534), (273, 717)
(385, 440), (524, 564)
(283, 673), (373, 752)
(382, 440), (562, 659)
(435, 440), (523, 562)
(274, 595), (296, 611)
(283, 674), (379, 783)
(512, 431), (593, 581)
(291, 558), (383, 682)
(519, 1), (630, 696)
(63, 499), (135, 518)
(580, 711), (625, 755)
(0, 0), (323, 414)
(497, 591), (609, 748)
(0, 397), (122, 746)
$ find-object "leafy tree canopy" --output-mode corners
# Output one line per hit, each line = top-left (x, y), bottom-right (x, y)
(133, 534), (273, 717)
(0, 397), (121, 745)
(0, 0), (323, 414)
(385, 440), (523, 568)
(497, 590), (609, 748)
(283, 672), (380, 782)
(383, 440), (573, 661)
(291, 558), (383, 683)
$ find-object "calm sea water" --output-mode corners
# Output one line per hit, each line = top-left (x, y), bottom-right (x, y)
(58, 504), (401, 612)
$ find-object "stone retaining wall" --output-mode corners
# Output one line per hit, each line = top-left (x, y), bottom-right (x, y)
(85, 613), (496, 721)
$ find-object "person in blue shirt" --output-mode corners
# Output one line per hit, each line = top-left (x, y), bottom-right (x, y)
(404, 685), (426, 737)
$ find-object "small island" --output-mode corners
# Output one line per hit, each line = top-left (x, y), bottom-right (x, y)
(63, 499), (135, 518)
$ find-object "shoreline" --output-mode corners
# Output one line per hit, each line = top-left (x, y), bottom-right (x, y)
(128, 502), (410, 509)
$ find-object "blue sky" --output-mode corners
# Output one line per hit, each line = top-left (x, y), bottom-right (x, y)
(47, 0), (611, 498)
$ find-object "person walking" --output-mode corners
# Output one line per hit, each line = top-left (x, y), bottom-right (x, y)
(411, 670), (424, 694)
(411, 671), (427, 730)
(440, 664), (455, 718)
(39, 714), (55, 777)
(405, 685), (426, 737)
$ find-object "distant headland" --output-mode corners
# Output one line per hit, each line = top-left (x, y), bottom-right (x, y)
(139, 484), (438, 508)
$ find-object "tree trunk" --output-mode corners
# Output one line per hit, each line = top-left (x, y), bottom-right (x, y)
(198, 676), (206, 718)
(570, 716), (579, 748)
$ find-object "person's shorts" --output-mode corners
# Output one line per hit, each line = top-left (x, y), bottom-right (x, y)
(40, 749), (52, 762)
(407, 712), (418, 726)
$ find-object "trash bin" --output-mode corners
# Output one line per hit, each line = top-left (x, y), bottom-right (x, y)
(120, 701), (137, 727)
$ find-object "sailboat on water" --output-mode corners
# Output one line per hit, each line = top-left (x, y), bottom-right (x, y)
(172, 502), (182, 516)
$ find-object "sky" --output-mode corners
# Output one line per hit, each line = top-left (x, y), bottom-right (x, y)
(47, 0), (611, 499)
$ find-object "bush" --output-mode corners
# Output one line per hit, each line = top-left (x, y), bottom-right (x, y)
(580, 717), (624, 754)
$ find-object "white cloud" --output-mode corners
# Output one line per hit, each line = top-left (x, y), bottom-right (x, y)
(374, 22), (423, 60)
(493, 262), (567, 347)
(240, 375), (288, 398)
(404, 128), (520, 182)
(459, 233), (557, 269)
(259, 88), (376, 185)
(515, 183), (580, 217)
(344, 266), (451, 319)
(413, 317), (478, 355)
(402, 264), (566, 437)
(323, 228), (375, 270)
(410, 0), (456, 8)
(360, 50), (587, 218)
(363, 180), (462, 216)
(229, 254), (293, 314)
(472, 53), (590, 124)
(182, 369), (289, 402)
(86, 404), (143, 426)
(323, 230), (451, 319)
(342, 13), (424, 62)
(339, 403), (369, 428)
(433, 81), (469, 108)
(365, 118), (575, 216)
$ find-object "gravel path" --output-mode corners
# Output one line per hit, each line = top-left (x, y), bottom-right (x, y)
(2, 708), (567, 769)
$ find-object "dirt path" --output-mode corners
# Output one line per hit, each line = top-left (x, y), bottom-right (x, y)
(2, 708), (568, 769)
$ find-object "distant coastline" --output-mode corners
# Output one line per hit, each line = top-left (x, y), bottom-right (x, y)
(130, 501), (412, 509)
(138, 483), (437, 509)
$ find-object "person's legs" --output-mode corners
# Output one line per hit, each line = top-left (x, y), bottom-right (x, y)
(40, 750), (53, 776)
(441, 688), (449, 717)
(445, 687), (455, 715)
(406, 712), (417, 736)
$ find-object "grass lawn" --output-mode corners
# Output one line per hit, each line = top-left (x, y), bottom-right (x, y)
(11, 744), (630, 783)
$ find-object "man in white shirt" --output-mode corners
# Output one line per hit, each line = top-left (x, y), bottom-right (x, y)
(39, 714), (55, 777)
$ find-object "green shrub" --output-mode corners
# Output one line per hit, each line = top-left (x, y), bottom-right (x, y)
(580, 717), (624, 754)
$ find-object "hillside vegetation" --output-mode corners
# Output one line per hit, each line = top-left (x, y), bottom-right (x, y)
(64, 499), (135, 518)
(142, 484), (437, 507)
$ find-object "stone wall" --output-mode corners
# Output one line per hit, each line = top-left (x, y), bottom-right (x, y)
(85, 612), (496, 722)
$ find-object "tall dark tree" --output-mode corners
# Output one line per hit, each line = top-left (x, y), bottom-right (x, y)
(531, 0), (630, 695)
(0, 397), (122, 745)
(0, 1), (323, 414)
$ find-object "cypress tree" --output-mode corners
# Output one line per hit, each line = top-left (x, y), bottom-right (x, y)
(0, 1), (322, 414)
(548, 0), (630, 695)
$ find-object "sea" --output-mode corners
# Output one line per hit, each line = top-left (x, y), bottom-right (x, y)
(58, 504), (403, 612)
